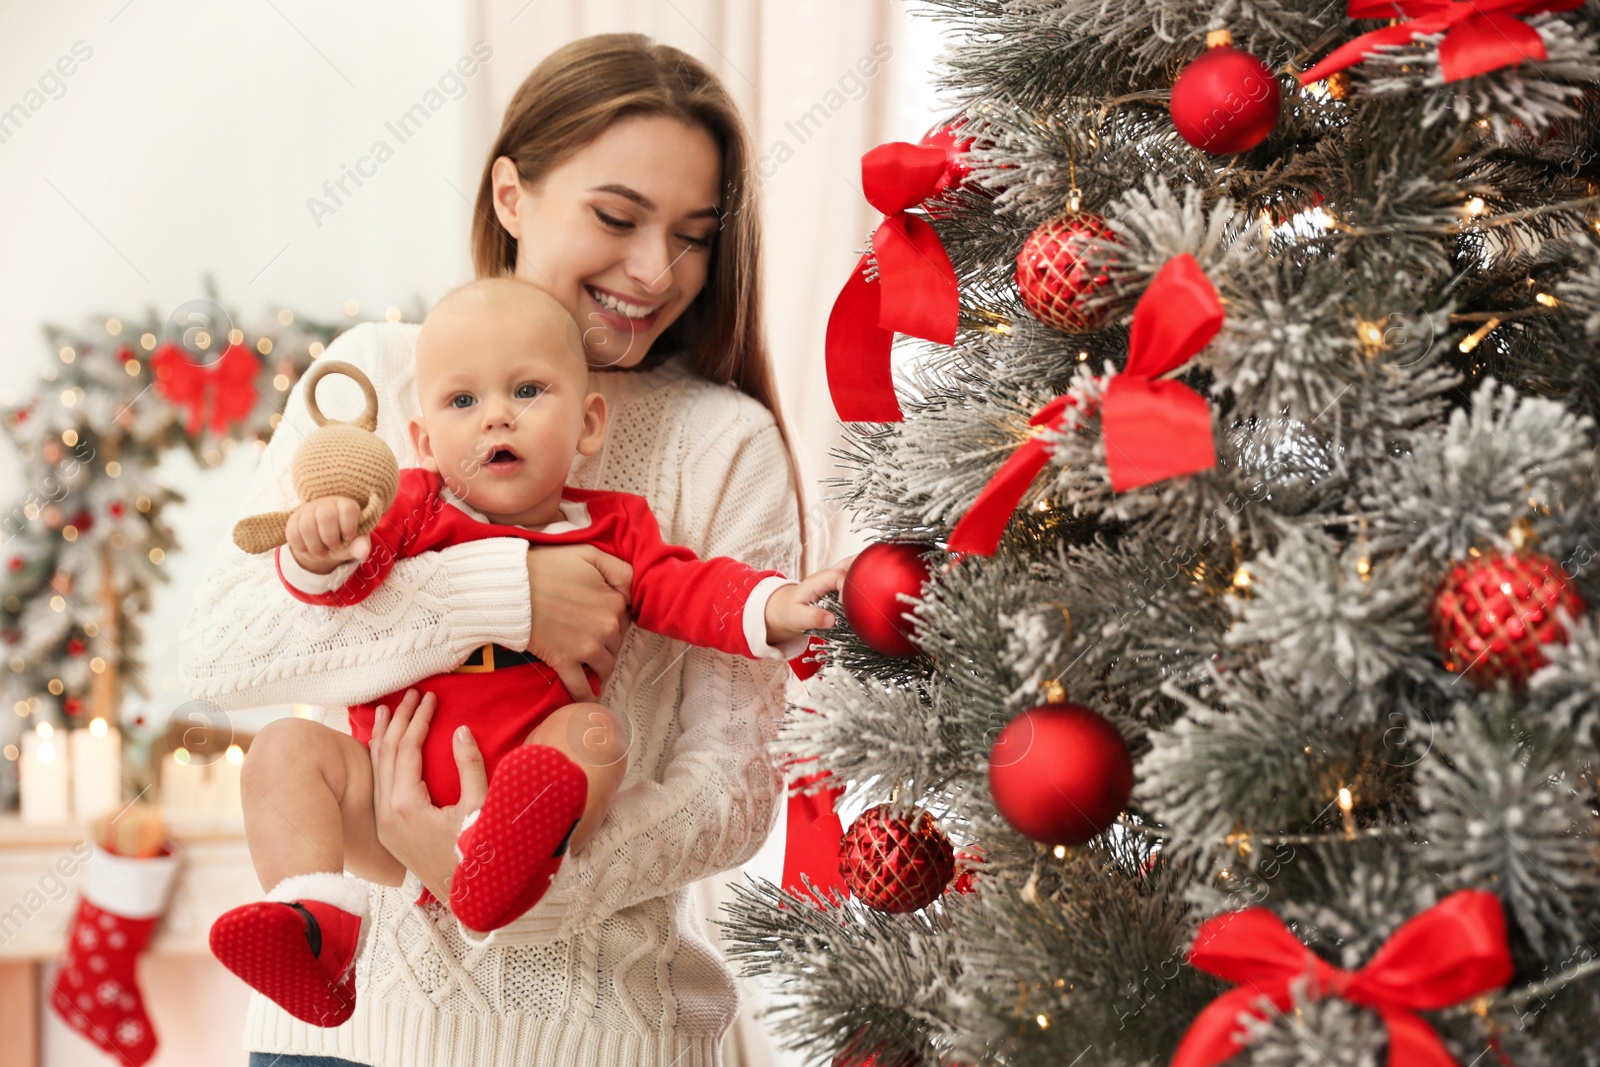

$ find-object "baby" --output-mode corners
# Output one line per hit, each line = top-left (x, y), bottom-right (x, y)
(209, 278), (840, 1026)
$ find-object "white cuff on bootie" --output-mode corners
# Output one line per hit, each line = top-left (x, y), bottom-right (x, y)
(265, 871), (369, 917)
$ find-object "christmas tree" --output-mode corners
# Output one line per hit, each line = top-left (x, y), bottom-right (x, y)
(720, 4), (1600, 1065)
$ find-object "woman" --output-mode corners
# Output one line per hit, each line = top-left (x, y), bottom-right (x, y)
(179, 32), (800, 1067)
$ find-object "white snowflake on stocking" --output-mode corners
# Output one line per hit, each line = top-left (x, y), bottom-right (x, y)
(115, 1018), (144, 1046)
(76, 926), (97, 949)
(87, 954), (107, 973)
(97, 913), (115, 930)
(107, 930), (126, 949)
(96, 979), (121, 1004)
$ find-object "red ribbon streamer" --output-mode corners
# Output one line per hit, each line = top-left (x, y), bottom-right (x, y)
(780, 637), (849, 905)
(151, 341), (261, 438)
(1300, 0), (1582, 86)
(946, 254), (1222, 556)
(825, 139), (962, 422)
(1173, 889), (1513, 1067)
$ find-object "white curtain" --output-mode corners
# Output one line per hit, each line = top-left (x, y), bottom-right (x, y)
(466, 4), (943, 1065)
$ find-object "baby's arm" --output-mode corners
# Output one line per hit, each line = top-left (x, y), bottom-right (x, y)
(761, 567), (846, 647)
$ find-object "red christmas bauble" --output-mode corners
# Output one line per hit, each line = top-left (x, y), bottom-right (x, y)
(108, 501), (125, 520)
(842, 542), (935, 658)
(832, 1031), (922, 1067)
(838, 804), (955, 913)
(69, 509), (93, 534)
(1170, 39), (1281, 155)
(7, 556), (22, 573)
(989, 701), (1133, 845)
(1431, 549), (1583, 688)
(1015, 212), (1124, 333)
(63, 696), (82, 717)
(66, 639), (86, 657)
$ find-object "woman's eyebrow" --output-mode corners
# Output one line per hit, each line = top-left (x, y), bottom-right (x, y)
(588, 182), (720, 220)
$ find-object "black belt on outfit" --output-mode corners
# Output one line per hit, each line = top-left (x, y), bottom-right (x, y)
(454, 643), (542, 673)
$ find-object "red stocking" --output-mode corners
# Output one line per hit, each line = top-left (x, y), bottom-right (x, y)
(49, 844), (179, 1067)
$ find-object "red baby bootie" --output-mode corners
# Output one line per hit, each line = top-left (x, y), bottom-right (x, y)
(209, 872), (368, 1027)
(449, 743), (588, 933)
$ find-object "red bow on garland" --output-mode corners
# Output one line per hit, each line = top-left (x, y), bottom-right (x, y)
(151, 341), (260, 438)
(1173, 889), (1513, 1067)
(947, 253), (1222, 556)
(824, 138), (962, 423)
(1300, 0), (1584, 86)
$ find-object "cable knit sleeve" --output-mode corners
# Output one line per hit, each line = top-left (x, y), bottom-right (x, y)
(176, 323), (534, 711)
(476, 413), (797, 947)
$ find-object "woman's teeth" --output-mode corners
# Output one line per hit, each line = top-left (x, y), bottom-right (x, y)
(587, 286), (656, 321)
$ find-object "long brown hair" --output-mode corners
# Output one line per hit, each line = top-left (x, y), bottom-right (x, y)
(472, 34), (807, 554)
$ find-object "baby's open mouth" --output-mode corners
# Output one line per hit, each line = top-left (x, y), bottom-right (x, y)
(484, 445), (521, 466)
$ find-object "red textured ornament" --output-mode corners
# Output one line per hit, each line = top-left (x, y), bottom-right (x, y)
(1170, 32), (1282, 155)
(838, 804), (955, 913)
(66, 639), (86, 657)
(63, 696), (81, 717)
(842, 542), (935, 658)
(7, 556), (22, 573)
(1015, 212), (1124, 333)
(832, 1030), (922, 1067)
(1431, 549), (1583, 688)
(69, 509), (92, 535)
(108, 501), (125, 520)
(989, 700), (1133, 845)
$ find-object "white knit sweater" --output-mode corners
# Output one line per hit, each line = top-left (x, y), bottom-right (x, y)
(177, 322), (796, 1067)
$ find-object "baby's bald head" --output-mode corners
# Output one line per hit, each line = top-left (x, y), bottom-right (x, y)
(415, 277), (589, 393)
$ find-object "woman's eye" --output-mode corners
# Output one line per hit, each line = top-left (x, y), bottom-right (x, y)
(594, 208), (633, 232)
(515, 383), (544, 400)
(680, 233), (713, 249)
(450, 394), (474, 409)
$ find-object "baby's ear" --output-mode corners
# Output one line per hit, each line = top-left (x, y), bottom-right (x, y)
(408, 416), (438, 471)
(577, 392), (608, 457)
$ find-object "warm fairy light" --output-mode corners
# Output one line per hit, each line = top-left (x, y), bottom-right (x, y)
(59, 347), (75, 364)
(174, 747), (191, 765)
(1357, 320), (1384, 348)
(36, 722), (53, 741)
(386, 306), (402, 322)
(1053, 844), (1067, 859)
(1035, 1014), (1050, 1030)
(149, 548), (166, 565)
(61, 429), (78, 446)
(309, 342), (325, 358)
(278, 309), (294, 325)
(89, 717), (108, 738)
(89, 657), (106, 674)
(3, 745), (16, 761)
(1356, 556), (1372, 578)
(125, 359), (141, 376)
(1036, 500), (1050, 512)
(193, 331), (212, 350)
(226, 744), (244, 766)
(1077, 350), (1089, 362)
(140, 333), (156, 351)
(46, 679), (63, 695)
(60, 389), (78, 408)
(1337, 786), (1353, 813)
(1459, 318), (1500, 353)
(105, 461), (121, 478)
(343, 299), (360, 316)
(12, 701), (26, 715)
(1465, 197), (1487, 216)
(274, 374), (291, 391)
(1536, 292), (1559, 307)
(105, 318), (121, 335)
(49, 596), (65, 612)
(1232, 566), (1252, 590)
(61, 526), (77, 542)
(1307, 206), (1337, 229)
(136, 496), (151, 512)
(256, 337), (273, 355)
(8, 658), (23, 675)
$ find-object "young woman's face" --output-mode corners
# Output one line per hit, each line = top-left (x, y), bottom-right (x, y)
(490, 114), (724, 369)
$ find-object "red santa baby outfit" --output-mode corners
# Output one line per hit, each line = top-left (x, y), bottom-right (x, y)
(274, 466), (796, 804)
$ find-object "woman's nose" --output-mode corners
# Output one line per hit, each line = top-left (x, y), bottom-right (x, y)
(624, 231), (677, 295)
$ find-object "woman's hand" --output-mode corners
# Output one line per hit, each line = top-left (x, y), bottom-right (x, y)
(370, 688), (488, 904)
(526, 544), (633, 700)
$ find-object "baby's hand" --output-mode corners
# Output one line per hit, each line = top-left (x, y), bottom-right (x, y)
(763, 567), (846, 647)
(285, 496), (371, 575)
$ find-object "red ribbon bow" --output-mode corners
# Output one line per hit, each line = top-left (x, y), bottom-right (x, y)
(1300, 0), (1583, 86)
(947, 254), (1222, 556)
(825, 138), (962, 423)
(780, 637), (850, 905)
(151, 341), (261, 438)
(1174, 889), (1513, 1067)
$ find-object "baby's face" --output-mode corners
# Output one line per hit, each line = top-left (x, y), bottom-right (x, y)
(409, 296), (605, 524)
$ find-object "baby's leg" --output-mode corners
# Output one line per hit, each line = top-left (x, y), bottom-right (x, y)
(523, 702), (630, 857)
(241, 716), (405, 890)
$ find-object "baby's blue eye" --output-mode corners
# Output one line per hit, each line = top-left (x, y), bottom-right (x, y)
(451, 394), (474, 408)
(515, 383), (543, 400)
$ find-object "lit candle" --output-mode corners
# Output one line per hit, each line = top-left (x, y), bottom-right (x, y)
(159, 746), (210, 814)
(70, 717), (121, 821)
(20, 723), (71, 824)
(210, 744), (245, 818)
